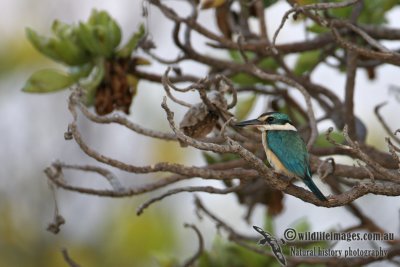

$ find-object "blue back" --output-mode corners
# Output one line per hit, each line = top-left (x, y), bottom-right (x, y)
(266, 131), (311, 178)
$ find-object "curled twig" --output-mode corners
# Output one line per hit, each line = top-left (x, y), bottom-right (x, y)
(375, 102), (400, 145)
(162, 68), (192, 107)
(386, 137), (400, 172)
(54, 161), (125, 192)
(317, 157), (335, 181)
(164, 67), (206, 93)
(220, 117), (233, 139)
(217, 75), (237, 109)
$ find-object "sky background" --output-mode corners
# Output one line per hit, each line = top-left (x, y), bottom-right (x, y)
(0, 0), (399, 266)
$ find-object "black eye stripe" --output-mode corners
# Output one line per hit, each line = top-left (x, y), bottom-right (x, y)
(267, 117), (274, 123)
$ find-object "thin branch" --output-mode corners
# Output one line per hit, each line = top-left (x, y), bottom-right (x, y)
(61, 248), (81, 267)
(254, 0), (268, 40)
(386, 138), (400, 172)
(132, 69), (199, 83)
(195, 196), (296, 261)
(356, 160), (375, 183)
(272, 0), (359, 47)
(45, 162), (257, 198)
(344, 50), (358, 140)
(375, 102), (400, 145)
(332, 20), (391, 53)
(331, 27), (400, 66)
(136, 184), (243, 215)
(55, 162), (124, 191)
(145, 48), (187, 65)
(342, 125), (400, 182)
(217, 75), (237, 109)
(181, 223), (204, 267)
(161, 69), (192, 108)
(46, 183), (65, 234)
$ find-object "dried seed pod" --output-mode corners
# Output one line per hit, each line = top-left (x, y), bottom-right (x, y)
(180, 103), (219, 138)
(94, 58), (137, 115)
(179, 91), (227, 138)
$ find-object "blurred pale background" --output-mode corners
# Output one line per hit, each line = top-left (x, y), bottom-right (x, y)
(0, 0), (399, 266)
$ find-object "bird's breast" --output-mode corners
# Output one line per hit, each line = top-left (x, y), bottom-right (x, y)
(261, 131), (294, 177)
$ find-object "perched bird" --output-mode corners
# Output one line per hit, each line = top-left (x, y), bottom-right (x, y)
(235, 112), (327, 201)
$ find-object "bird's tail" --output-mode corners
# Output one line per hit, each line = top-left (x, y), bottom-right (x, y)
(303, 177), (327, 201)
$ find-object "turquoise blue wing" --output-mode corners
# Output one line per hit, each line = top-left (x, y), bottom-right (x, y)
(266, 131), (311, 178)
(267, 131), (327, 201)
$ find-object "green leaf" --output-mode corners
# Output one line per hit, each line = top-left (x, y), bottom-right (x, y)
(85, 10), (122, 56)
(328, 5), (352, 20)
(220, 153), (240, 162)
(152, 252), (179, 267)
(306, 24), (330, 34)
(199, 235), (272, 267)
(292, 217), (310, 233)
(28, 10), (121, 65)
(22, 69), (77, 93)
(51, 20), (74, 39)
(26, 28), (63, 63)
(79, 24), (114, 57)
(263, 0), (278, 8)
(230, 73), (263, 86)
(77, 22), (101, 56)
(273, 103), (307, 127)
(293, 50), (322, 76)
(117, 24), (145, 58)
(358, 0), (396, 24)
(50, 37), (91, 65)
(81, 59), (105, 105)
(235, 95), (257, 121)
(258, 57), (279, 71)
(69, 63), (95, 80)
(296, 0), (319, 4)
(228, 50), (255, 63)
(314, 130), (345, 148)
(202, 152), (240, 165)
(106, 17), (122, 50)
(26, 26), (90, 66)
(228, 52), (277, 84)
(263, 213), (275, 234)
(202, 152), (218, 164)
(327, 0), (398, 25)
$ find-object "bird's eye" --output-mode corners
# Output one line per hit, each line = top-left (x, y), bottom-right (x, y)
(266, 117), (274, 123)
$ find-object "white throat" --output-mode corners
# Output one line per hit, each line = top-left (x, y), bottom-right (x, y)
(257, 123), (297, 132)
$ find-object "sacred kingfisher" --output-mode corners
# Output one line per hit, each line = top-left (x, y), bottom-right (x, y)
(235, 112), (327, 201)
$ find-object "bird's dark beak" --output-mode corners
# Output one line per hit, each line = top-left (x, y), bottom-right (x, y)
(235, 119), (261, 128)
